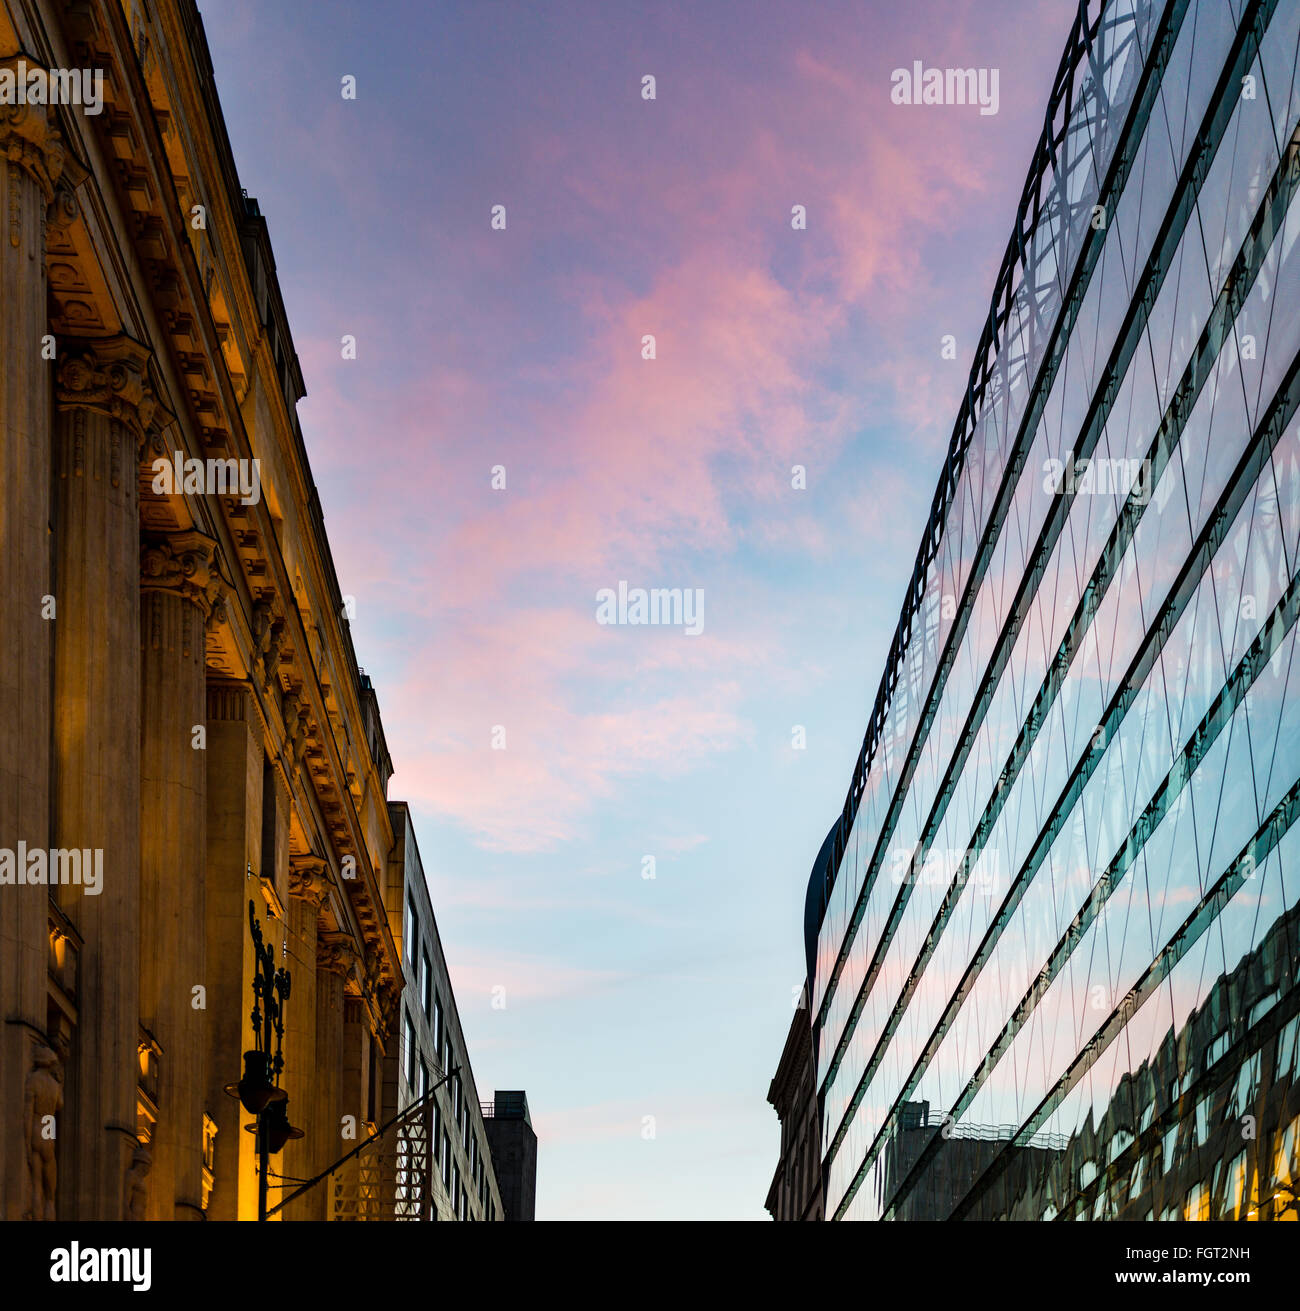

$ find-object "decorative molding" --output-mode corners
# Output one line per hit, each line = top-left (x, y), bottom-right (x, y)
(287, 853), (331, 908)
(205, 681), (250, 724)
(0, 54), (67, 206)
(24, 1039), (64, 1221)
(317, 932), (360, 982)
(140, 530), (223, 618)
(45, 179), (80, 240)
(55, 335), (172, 454)
(376, 983), (400, 1039)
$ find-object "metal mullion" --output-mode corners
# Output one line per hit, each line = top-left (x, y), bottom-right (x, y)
(829, 37), (1296, 1212)
(817, 0), (1195, 1073)
(948, 770), (1300, 1220)
(815, 0), (1168, 1039)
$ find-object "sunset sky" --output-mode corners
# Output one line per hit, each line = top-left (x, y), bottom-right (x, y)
(202, 0), (1074, 1219)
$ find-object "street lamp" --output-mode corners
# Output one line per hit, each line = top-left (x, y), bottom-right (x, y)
(224, 898), (303, 1220)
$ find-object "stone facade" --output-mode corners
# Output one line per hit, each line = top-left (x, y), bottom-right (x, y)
(0, 0), (427, 1221)
(765, 992), (823, 1221)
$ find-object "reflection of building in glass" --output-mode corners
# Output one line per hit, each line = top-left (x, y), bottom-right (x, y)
(793, 0), (1300, 1221)
(880, 903), (1300, 1220)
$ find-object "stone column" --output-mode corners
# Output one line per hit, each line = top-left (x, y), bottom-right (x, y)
(0, 57), (66, 1222)
(315, 934), (355, 1220)
(138, 532), (221, 1220)
(281, 854), (329, 1220)
(340, 992), (373, 1216)
(52, 334), (160, 1220)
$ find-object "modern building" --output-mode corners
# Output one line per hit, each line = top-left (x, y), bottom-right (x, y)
(0, 0), (515, 1222)
(795, 0), (1300, 1221)
(765, 990), (823, 1221)
(482, 1090), (539, 1221)
(387, 801), (505, 1221)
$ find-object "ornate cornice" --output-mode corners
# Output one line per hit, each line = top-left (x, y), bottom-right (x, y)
(55, 335), (172, 452)
(0, 55), (67, 204)
(140, 530), (223, 617)
(281, 688), (312, 764)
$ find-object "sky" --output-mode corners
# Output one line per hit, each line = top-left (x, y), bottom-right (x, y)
(201, 0), (1075, 1219)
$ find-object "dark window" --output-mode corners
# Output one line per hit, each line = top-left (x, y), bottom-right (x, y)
(433, 993), (445, 1069)
(405, 893), (419, 963)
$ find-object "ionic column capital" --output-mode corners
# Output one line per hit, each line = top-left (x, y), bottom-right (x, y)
(140, 530), (224, 619)
(55, 335), (172, 453)
(0, 55), (68, 202)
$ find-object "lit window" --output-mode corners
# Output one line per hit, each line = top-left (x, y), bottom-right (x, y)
(1184, 1181), (1210, 1221)
(1273, 1114), (1299, 1220)
(201, 1114), (218, 1212)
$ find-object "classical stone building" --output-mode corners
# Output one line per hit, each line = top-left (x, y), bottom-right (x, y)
(0, 0), (498, 1221)
(764, 991), (822, 1221)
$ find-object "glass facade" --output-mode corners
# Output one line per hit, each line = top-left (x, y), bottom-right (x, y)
(806, 0), (1300, 1220)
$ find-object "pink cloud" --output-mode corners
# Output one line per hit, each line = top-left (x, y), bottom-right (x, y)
(277, 13), (1071, 854)
(442, 946), (624, 1007)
